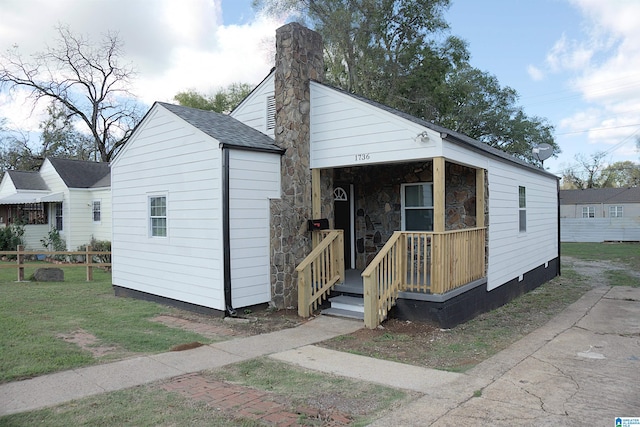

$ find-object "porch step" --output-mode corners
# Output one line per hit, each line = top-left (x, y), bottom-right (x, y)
(321, 307), (365, 320)
(329, 295), (364, 313)
(321, 295), (365, 320)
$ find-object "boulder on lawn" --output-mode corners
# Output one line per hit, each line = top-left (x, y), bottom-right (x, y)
(33, 268), (64, 282)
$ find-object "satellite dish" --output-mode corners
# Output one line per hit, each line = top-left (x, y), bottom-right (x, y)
(532, 143), (553, 166)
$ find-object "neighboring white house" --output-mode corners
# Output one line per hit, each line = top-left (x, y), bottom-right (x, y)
(560, 187), (640, 242)
(0, 158), (111, 250)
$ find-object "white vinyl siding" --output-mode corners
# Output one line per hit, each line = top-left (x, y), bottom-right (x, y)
(228, 149), (281, 307)
(486, 159), (558, 291)
(230, 73), (275, 138)
(111, 105), (225, 310)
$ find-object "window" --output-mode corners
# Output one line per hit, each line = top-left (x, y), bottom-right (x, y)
(401, 183), (433, 231)
(149, 196), (167, 237)
(582, 206), (595, 218)
(266, 95), (276, 130)
(519, 186), (526, 232)
(55, 203), (63, 231)
(609, 205), (623, 218)
(92, 200), (101, 222)
(10, 203), (47, 225)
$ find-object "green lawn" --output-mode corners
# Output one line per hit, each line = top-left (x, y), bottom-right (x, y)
(562, 242), (640, 270)
(0, 262), (211, 383)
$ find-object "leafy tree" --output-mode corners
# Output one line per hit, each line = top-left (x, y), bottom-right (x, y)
(600, 161), (640, 188)
(254, 0), (559, 164)
(0, 25), (141, 162)
(174, 83), (254, 113)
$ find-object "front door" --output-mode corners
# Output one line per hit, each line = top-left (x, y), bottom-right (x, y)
(334, 184), (354, 269)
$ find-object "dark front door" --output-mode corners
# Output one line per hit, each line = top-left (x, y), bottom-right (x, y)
(334, 185), (352, 269)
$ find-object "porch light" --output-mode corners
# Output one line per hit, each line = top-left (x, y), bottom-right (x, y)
(415, 131), (430, 143)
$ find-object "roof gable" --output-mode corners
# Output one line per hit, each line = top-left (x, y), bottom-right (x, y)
(157, 102), (283, 154)
(6, 170), (49, 190)
(46, 158), (110, 188)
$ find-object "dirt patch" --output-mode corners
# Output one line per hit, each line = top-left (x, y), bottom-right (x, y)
(57, 329), (119, 358)
(153, 306), (304, 340)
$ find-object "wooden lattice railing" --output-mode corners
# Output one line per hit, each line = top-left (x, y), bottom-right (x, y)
(296, 230), (345, 317)
(362, 228), (486, 328)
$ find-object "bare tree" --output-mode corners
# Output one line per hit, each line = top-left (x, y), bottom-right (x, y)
(0, 25), (141, 162)
(561, 152), (608, 189)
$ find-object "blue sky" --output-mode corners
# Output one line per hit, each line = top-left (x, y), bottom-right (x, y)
(1, 0), (639, 176)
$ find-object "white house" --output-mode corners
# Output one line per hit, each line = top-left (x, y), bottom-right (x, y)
(111, 23), (560, 327)
(0, 158), (111, 250)
(560, 187), (640, 242)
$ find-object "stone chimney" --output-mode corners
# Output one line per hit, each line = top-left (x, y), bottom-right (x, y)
(270, 23), (325, 308)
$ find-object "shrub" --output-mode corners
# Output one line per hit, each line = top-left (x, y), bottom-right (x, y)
(0, 223), (25, 251)
(41, 228), (67, 261)
(78, 237), (111, 264)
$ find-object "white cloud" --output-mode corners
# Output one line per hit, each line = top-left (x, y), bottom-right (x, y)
(527, 65), (544, 81)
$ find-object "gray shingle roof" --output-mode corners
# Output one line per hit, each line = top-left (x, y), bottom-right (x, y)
(48, 158), (110, 188)
(7, 170), (49, 190)
(157, 102), (283, 154)
(560, 187), (640, 204)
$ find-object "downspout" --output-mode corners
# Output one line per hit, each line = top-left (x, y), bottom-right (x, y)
(222, 147), (237, 317)
(557, 178), (561, 277)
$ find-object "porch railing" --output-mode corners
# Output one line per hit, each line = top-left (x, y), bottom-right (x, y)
(296, 230), (345, 317)
(362, 227), (486, 328)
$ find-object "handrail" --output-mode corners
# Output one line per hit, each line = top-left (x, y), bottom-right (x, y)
(362, 228), (486, 329)
(296, 230), (344, 317)
(362, 231), (404, 329)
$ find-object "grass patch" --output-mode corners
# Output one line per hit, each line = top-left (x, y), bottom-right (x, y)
(211, 358), (410, 426)
(606, 269), (640, 287)
(0, 262), (212, 383)
(0, 386), (263, 427)
(562, 242), (640, 270)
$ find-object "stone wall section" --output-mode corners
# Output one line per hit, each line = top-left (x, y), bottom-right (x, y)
(270, 23), (324, 308)
(335, 161), (478, 269)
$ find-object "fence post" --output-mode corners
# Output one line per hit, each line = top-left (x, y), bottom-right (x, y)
(86, 245), (93, 281)
(17, 245), (24, 281)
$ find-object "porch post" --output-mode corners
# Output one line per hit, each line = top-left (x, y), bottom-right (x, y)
(476, 168), (485, 228)
(433, 157), (445, 232)
(312, 168), (321, 219)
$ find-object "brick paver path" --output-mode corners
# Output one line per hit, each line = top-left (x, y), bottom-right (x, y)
(159, 373), (351, 426)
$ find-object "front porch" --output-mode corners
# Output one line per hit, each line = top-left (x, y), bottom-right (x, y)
(297, 227), (487, 328)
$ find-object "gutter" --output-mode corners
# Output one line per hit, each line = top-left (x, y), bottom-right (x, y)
(221, 147), (237, 317)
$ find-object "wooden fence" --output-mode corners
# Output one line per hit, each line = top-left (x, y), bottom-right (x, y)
(0, 245), (111, 281)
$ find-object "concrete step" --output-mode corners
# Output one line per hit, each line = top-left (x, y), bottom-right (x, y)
(329, 295), (364, 313)
(321, 307), (365, 320)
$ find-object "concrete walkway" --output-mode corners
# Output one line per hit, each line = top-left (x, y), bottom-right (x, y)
(1, 286), (639, 425)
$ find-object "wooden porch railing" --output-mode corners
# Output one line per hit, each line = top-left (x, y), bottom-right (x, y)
(362, 227), (486, 328)
(296, 230), (345, 317)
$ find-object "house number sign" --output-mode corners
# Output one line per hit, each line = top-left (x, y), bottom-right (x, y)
(354, 153), (370, 161)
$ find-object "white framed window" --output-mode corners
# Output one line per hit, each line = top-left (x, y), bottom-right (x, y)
(54, 202), (63, 231)
(149, 195), (167, 237)
(609, 205), (623, 218)
(401, 182), (433, 231)
(92, 200), (101, 222)
(519, 186), (526, 232)
(582, 206), (595, 218)
(266, 95), (276, 130)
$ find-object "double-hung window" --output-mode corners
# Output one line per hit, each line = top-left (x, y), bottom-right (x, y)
(582, 206), (595, 218)
(401, 183), (434, 231)
(609, 206), (623, 218)
(519, 186), (526, 232)
(92, 200), (101, 222)
(55, 203), (63, 231)
(149, 196), (167, 237)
